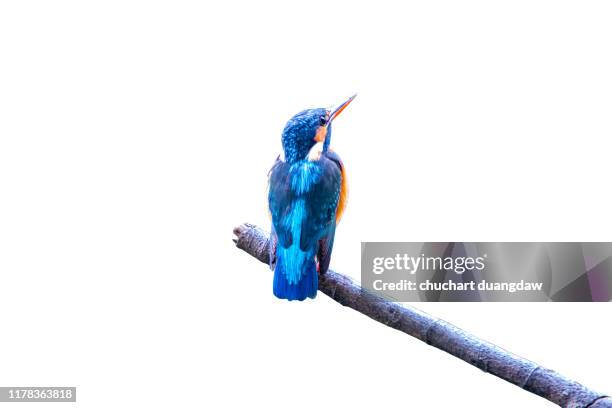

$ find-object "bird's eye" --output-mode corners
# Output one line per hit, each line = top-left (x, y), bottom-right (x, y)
(319, 116), (326, 126)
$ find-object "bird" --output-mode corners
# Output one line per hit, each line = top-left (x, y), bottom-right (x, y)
(267, 95), (355, 301)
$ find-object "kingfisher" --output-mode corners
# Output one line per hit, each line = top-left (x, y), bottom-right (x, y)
(268, 95), (355, 301)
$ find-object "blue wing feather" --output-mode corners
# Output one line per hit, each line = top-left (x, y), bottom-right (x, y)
(315, 150), (344, 273)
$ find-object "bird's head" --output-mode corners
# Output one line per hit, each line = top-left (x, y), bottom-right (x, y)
(281, 94), (356, 163)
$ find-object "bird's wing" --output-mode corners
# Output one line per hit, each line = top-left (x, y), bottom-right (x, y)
(299, 156), (342, 251)
(315, 150), (346, 273)
(268, 159), (294, 248)
(316, 225), (335, 274)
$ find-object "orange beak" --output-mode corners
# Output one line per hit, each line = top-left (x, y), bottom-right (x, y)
(314, 94), (357, 142)
(328, 94), (357, 124)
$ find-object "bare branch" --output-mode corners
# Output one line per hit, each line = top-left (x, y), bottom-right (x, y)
(233, 223), (611, 408)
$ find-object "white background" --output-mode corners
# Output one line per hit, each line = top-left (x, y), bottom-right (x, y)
(1, 1), (611, 407)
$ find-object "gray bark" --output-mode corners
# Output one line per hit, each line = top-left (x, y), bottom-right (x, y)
(233, 223), (611, 408)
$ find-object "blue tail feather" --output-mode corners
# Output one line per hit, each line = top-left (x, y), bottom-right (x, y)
(273, 245), (317, 301)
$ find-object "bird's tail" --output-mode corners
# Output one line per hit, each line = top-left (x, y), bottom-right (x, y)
(273, 244), (318, 301)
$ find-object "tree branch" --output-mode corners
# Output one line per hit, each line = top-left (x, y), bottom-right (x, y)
(233, 223), (611, 408)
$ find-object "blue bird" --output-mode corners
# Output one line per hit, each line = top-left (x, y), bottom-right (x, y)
(268, 95), (355, 301)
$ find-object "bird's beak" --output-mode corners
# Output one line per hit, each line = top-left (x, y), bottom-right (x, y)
(328, 94), (357, 124)
(314, 94), (356, 143)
